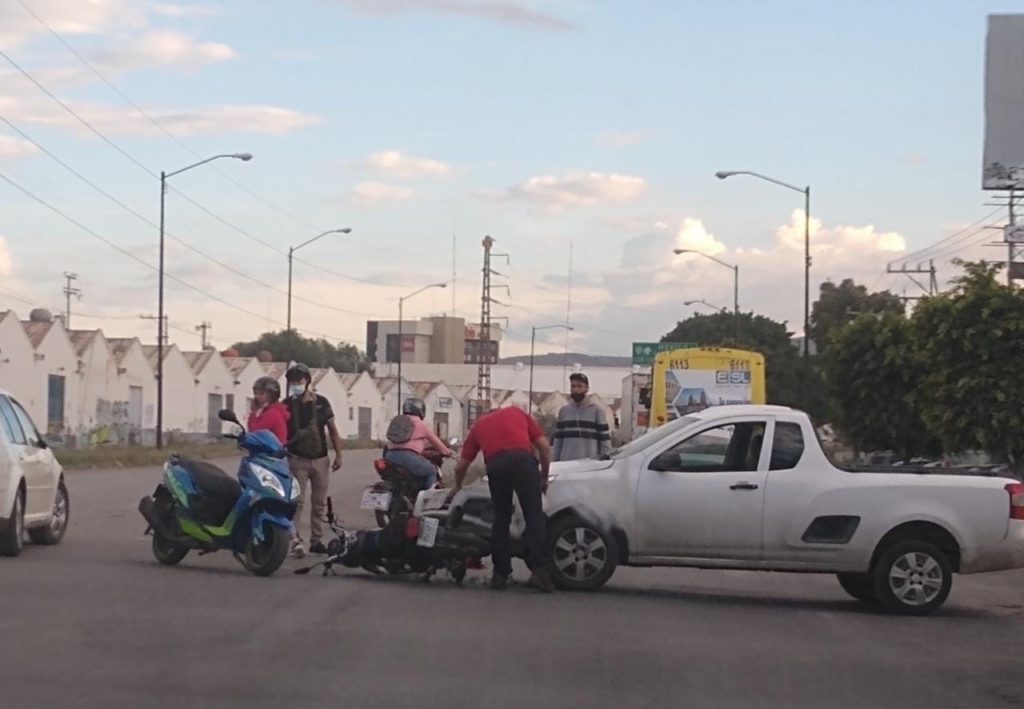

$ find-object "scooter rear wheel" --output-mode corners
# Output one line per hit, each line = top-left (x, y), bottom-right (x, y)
(152, 533), (188, 565)
(245, 524), (289, 577)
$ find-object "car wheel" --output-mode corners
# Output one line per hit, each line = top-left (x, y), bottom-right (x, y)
(872, 540), (952, 615)
(836, 572), (878, 604)
(29, 480), (70, 545)
(547, 515), (618, 591)
(0, 490), (25, 557)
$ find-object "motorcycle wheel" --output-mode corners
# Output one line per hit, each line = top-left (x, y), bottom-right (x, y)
(374, 509), (390, 528)
(152, 533), (189, 565)
(245, 524), (289, 577)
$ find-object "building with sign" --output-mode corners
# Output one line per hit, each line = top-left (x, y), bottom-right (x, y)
(365, 316), (503, 366)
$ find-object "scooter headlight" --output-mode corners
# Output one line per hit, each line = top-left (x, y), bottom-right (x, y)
(249, 463), (286, 497)
(289, 480), (302, 501)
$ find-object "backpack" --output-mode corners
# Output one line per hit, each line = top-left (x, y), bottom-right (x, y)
(386, 414), (416, 445)
(289, 398), (323, 459)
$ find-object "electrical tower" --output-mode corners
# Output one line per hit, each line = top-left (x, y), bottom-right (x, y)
(475, 236), (495, 424)
(196, 321), (212, 349)
(62, 272), (81, 328)
(886, 260), (938, 306)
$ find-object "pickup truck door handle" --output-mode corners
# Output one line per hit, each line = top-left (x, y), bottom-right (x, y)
(730, 482), (759, 491)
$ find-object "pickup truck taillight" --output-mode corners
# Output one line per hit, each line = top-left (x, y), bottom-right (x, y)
(1007, 483), (1024, 520)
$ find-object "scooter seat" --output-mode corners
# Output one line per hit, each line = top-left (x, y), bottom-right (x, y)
(178, 457), (242, 504)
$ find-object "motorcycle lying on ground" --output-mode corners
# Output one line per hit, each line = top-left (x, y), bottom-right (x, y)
(295, 458), (488, 585)
(369, 438), (459, 528)
(138, 409), (299, 577)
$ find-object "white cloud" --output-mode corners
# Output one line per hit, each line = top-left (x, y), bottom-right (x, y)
(94, 30), (236, 71)
(0, 134), (38, 160)
(350, 181), (416, 206)
(0, 237), (13, 276)
(365, 150), (452, 179)
(150, 3), (221, 19)
(335, 0), (575, 31)
(503, 171), (647, 210)
(0, 0), (146, 47)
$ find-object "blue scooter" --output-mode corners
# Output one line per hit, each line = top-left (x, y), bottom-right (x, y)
(138, 409), (298, 576)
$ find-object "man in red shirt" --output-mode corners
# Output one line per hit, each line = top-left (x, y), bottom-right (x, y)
(451, 406), (553, 592)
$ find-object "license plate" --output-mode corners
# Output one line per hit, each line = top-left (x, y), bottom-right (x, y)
(417, 517), (439, 547)
(360, 489), (392, 511)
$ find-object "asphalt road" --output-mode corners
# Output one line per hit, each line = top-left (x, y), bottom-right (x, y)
(2, 449), (1023, 709)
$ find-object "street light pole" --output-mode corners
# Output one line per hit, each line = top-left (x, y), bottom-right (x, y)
(716, 170), (811, 405)
(674, 248), (739, 338)
(684, 299), (729, 314)
(529, 324), (573, 415)
(287, 228), (352, 362)
(157, 152), (252, 449)
(396, 283), (447, 414)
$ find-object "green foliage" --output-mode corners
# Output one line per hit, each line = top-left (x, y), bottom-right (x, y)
(810, 278), (904, 354)
(230, 330), (370, 373)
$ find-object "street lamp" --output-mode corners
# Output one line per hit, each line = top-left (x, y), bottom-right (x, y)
(716, 170), (811, 404)
(397, 283), (447, 413)
(529, 324), (573, 415)
(287, 227), (353, 359)
(674, 248), (739, 337)
(684, 299), (729, 314)
(157, 152), (252, 449)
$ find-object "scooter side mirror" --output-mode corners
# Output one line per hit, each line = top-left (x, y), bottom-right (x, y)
(218, 409), (240, 424)
(448, 436), (461, 448)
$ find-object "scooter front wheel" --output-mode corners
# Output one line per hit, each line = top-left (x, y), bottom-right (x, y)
(152, 533), (189, 565)
(245, 524), (289, 577)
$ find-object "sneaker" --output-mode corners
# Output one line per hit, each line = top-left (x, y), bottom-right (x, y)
(309, 540), (328, 555)
(526, 571), (554, 593)
(290, 539), (306, 559)
(489, 574), (510, 591)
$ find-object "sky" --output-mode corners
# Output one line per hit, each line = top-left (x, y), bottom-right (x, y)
(0, 0), (1021, 357)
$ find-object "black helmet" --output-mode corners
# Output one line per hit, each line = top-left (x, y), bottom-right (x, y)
(402, 398), (426, 419)
(253, 376), (281, 402)
(286, 362), (312, 383)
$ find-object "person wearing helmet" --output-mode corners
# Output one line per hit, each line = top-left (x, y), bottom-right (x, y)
(247, 376), (289, 447)
(284, 362), (344, 557)
(383, 397), (452, 491)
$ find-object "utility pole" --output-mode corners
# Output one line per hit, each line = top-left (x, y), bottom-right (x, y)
(140, 314), (169, 346)
(62, 272), (82, 328)
(195, 321), (212, 350)
(886, 261), (938, 307)
(1008, 189), (1022, 288)
(475, 236), (494, 425)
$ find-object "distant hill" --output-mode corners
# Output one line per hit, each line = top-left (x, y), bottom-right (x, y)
(499, 352), (632, 368)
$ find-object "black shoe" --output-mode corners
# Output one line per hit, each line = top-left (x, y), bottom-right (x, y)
(309, 540), (328, 555)
(489, 574), (509, 591)
(526, 571), (554, 593)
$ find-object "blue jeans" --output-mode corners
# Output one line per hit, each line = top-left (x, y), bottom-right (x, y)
(384, 449), (437, 490)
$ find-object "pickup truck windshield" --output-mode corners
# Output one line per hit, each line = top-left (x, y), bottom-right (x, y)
(602, 415), (701, 460)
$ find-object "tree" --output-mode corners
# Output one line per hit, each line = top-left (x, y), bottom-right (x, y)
(912, 261), (1024, 466)
(810, 278), (904, 354)
(230, 331), (370, 373)
(661, 311), (804, 408)
(824, 313), (940, 459)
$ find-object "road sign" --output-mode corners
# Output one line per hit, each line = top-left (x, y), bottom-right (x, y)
(631, 342), (696, 366)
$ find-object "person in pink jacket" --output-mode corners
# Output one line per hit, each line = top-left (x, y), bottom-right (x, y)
(383, 398), (452, 490)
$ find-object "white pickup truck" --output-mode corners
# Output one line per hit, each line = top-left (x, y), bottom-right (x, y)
(440, 405), (1024, 615)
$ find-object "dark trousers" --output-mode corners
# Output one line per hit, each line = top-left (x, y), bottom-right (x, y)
(486, 450), (547, 578)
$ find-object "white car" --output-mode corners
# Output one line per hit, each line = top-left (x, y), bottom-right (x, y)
(0, 388), (70, 556)
(439, 405), (1024, 615)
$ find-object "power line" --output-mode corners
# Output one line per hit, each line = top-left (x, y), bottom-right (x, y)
(0, 45), (415, 290)
(0, 114), (388, 319)
(891, 207), (1004, 266)
(0, 169), (363, 345)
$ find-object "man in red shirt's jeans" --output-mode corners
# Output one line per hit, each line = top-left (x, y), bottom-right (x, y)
(451, 407), (554, 592)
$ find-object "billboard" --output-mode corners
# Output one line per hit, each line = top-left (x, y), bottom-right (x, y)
(983, 15), (1024, 189)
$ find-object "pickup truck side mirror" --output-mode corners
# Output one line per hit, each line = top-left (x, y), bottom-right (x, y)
(649, 452), (677, 472)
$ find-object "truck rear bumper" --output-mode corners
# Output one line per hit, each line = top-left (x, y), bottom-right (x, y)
(961, 520), (1024, 574)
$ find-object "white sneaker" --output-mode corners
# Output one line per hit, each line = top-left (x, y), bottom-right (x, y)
(291, 539), (306, 558)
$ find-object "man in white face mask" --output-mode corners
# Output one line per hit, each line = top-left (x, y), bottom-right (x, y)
(284, 363), (344, 557)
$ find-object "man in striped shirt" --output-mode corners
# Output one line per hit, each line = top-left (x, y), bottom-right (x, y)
(553, 373), (611, 461)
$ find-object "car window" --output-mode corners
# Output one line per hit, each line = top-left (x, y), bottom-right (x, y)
(652, 421), (766, 473)
(605, 414), (701, 459)
(9, 399), (43, 447)
(770, 421), (806, 470)
(0, 396), (28, 446)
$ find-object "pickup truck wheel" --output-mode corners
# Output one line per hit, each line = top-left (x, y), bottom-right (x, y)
(836, 572), (878, 604)
(872, 541), (952, 615)
(547, 516), (618, 591)
(0, 491), (25, 557)
(29, 480), (70, 546)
